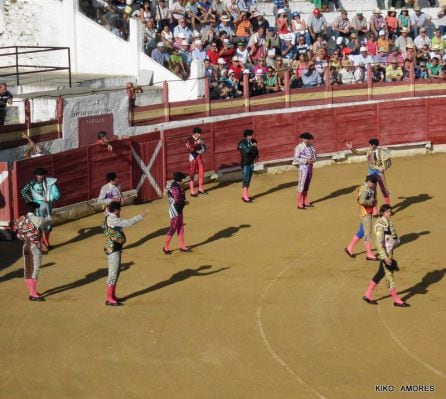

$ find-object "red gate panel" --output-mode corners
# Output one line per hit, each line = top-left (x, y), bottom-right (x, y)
(0, 162), (12, 226)
(78, 114), (114, 147)
(297, 109), (336, 154)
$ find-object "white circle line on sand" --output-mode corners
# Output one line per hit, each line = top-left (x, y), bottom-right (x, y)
(377, 306), (446, 379)
(256, 248), (327, 399)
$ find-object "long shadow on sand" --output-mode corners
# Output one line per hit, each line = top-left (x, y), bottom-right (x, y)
(0, 262), (56, 283)
(41, 262), (135, 298)
(250, 181), (296, 200)
(189, 224), (250, 250)
(51, 226), (103, 249)
(125, 227), (169, 250)
(376, 268), (446, 303)
(398, 231), (430, 246)
(311, 185), (358, 205)
(392, 194), (433, 213)
(121, 265), (230, 302)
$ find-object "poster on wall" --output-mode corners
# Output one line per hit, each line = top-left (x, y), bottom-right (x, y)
(78, 113), (114, 147)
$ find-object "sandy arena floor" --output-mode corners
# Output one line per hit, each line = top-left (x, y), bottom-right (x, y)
(1, 153), (445, 399)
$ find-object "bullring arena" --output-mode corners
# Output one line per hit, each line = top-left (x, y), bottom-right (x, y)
(1, 152), (445, 399)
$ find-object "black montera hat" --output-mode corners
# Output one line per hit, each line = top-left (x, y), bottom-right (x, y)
(244, 129), (254, 137)
(299, 132), (314, 140)
(192, 127), (202, 134)
(173, 172), (187, 181)
(33, 168), (48, 176)
(369, 138), (379, 146)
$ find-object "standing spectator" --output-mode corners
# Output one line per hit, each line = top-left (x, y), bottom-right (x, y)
(191, 39), (207, 61)
(21, 168), (60, 251)
(185, 127), (207, 197)
(386, 7), (398, 40)
(151, 42), (170, 67)
(308, 8), (328, 42)
(13, 202), (49, 301)
(238, 129), (259, 203)
(235, 41), (250, 65)
(292, 132), (317, 209)
(155, 0), (172, 32)
(96, 130), (114, 152)
(98, 172), (123, 208)
(0, 82), (13, 126)
(163, 172), (190, 254)
(126, 82), (143, 109)
(363, 204), (410, 307)
(235, 11), (253, 42)
(103, 202), (148, 306)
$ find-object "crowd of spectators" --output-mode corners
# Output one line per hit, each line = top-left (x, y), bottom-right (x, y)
(81, 1), (446, 99)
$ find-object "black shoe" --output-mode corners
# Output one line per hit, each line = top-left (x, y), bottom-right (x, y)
(242, 197), (252, 203)
(344, 248), (355, 258)
(190, 193), (198, 198)
(363, 296), (378, 305)
(180, 247), (192, 252)
(394, 302), (410, 308)
(198, 190), (208, 195)
(29, 295), (44, 302)
(297, 206), (305, 210)
(105, 300), (123, 306)
(366, 257), (379, 261)
(304, 204), (314, 208)
(162, 248), (172, 255)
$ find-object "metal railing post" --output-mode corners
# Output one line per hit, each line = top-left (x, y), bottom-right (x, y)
(68, 47), (72, 88)
(15, 46), (19, 86)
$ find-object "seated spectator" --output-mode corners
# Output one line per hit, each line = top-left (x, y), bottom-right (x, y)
(204, 59), (218, 85)
(253, 58), (268, 75)
(354, 46), (375, 67)
(0, 82), (13, 126)
(295, 35), (310, 59)
(301, 62), (323, 87)
(186, 0), (202, 30)
(338, 60), (355, 84)
(235, 41), (250, 65)
(289, 69), (302, 89)
(386, 8), (398, 40)
(198, 0), (213, 23)
(174, 18), (193, 41)
(219, 38), (235, 64)
(411, 6), (430, 39)
(415, 62), (429, 79)
(416, 43), (430, 65)
(377, 30), (390, 53)
(370, 8), (385, 38)
(414, 28), (431, 51)
(248, 26), (267, 62)
(307, 8), (328, 42)
(387, 47), (404, 66)
(375, 47), (388, 67)
(353, 62), (367, 83)
(152, 42), (170, 67)
(226, 70), (242, 97)
(225, 0), (240, 23)
(346, 33), (361, 56)
(351, 11), (368, 42)
(429, 44), (442, 61)
(155, 0), (172, 33)
(314, 48), (329, 78)
(385, 60), (403, 82)
(332, 9), (351, 40)
(366, 33), (378, 57)
(249, 71), (266, 96)
(329, 49), (342, 71)
(169, 47), (188, 78)
(210, 0), (225, 21)
(393, 27), (412, 54)
(275, 9), (290, 38)
(263, 67), (280, 93)
(371, 63), (385, 83)
(431, 28), (445, 51)
(274, 57), (288, 88)
(171, 0), (187, 22)
(216, 15), (234, 39)
(179, 40), (193, 71)
(291, 12), (309, 44)
(291, 53), (308, 79)
(251, 11), (270, 32)
(144, 18), (158, 56)
(229, 56), (243, 80)
(207, 41), (220, 65)
(161, 24), (174, 48)
(402, 59), (412, 81)
(427, 57), (444, 79)
(234, 11), (252, 42)
(438, 6), (446, 36)
(397, 7), (411, 33)
(280, 33), (296, 65)
(405, 43), (416, 62)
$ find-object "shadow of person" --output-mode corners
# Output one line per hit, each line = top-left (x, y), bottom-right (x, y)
(189, 224), (250, 249)
(41, 261), (135, 298)
(205, 180), (236, 194)
(375, 268), (446, 302)
(0, 262), (56, 283)
(250, 181), (296, 201)
(392, 194), (433, 213)
(0, 239), (23, 272)
(399, 268), (446, 302)
(398, 231), (430, 246)
(125, 227), (169, 250)
(52, 226), (103, 249)
(311, 185), (358, 205)
(121, 265), (230, 302)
